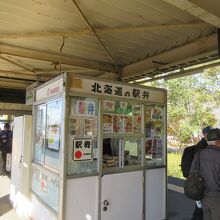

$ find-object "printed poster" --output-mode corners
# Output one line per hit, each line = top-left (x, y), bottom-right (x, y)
(70, 117), (84, 136)
(113, 115), (124, 133)
(75, 100), (96, 116)
(103, 114), (113, 133)
(84, 117), (97, 136)
(132, 105), (142, 115)
(133, 115), (142, 133)
(151, 107), (163, 120)
(47, 126), (60, 151)
(124, 116), (132, 132)
(103, 100), (115, 112)
(145, 138), (163, 159)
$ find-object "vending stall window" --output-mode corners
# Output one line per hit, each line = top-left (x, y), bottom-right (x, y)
(145, 105), (165, 168)
(32, 99), (62, 212)
(33, 99), (62, 169)
(102, 99), (143, 171)
(67, 97), (99, 176)
(34, 104), (46, 164)
(144, 104), (166, 220)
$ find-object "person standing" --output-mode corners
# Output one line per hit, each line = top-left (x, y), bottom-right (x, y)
(190, 128), (220, 220)
(192, 126), (213, 220)
(181, 126), (212, 220)
(0, 123), (12, 174)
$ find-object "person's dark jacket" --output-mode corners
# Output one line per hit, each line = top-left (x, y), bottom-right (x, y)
(191, 145), (220, 194)
(196, 137), (208, 149)
(181, 138), (208, 178)
(0, 130), (12, 153)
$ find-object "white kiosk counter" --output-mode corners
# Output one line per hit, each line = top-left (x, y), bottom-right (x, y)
(27, 73), (167, 220)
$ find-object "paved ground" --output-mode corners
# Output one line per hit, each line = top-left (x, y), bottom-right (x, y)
(0, 174), (195, 220)
(168, 189), (195, 220)
(168, 176), (195, 220)
(0, 175), (27, 220)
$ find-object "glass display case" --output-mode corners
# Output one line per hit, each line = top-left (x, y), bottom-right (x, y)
(102, 100), (143, 134)
(124, 139), (142, 167)
(34, 104), (46, 164)
(145, 105), (165, 168)
(33, 100), (62, 170)
(67, 97), (99, 176)
(45, 100), (62, 169)
(102, 99), (143, 171)
(32, 98), (63, 215)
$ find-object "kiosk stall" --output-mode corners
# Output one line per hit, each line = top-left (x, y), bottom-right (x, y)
(30, 73), (167, 220)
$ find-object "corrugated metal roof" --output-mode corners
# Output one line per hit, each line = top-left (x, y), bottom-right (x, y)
(0, 0), (218, 88)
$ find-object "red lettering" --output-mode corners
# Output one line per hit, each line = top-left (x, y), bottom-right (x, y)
(47, 86), (60, 96)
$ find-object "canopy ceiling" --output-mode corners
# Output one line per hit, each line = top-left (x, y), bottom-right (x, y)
(0, 0), (219, 90)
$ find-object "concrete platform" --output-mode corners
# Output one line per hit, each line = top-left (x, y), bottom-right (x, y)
(168, 176), (195, 220)
(0, 175), (27, 220)
(0, 174), (196, 220)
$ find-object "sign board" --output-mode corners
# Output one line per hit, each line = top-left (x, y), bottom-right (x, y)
(26, 81), (39, 105)
(35, 78), (63, 101)
(73, 139), (93, 161)
(70, 77), (165, 104)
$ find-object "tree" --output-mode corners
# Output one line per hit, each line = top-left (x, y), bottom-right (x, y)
(147, 67), (220, 147)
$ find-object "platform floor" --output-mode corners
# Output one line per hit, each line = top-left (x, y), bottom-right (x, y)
(0, 175), (195, 220)
(0, 175), (27, 220)
(168, 176), (195, 220)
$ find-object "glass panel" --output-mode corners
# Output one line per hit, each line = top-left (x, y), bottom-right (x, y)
(45, 100), (62, 170)
(32, 166), (59, 212)
(68, 97), (98, 176)
(103, 100), (143, 134)
(34, 105), (46, 163)
(124, 139), (142, 166)
(145, 105), (165, 168)
(102, 138), (121, 170)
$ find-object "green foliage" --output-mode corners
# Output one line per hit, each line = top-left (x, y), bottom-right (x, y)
(147, 67), (219, 146)
(167, 152), (184, 179)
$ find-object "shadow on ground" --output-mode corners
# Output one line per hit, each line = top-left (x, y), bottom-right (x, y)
(0, 194), (12, 216)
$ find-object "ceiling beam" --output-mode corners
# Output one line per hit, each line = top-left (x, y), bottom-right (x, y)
(71, 0), (117, 66)
(0, 70), (38, 80)
(0, 81), (27, 89)
(0, 23), (211, 39)
(121, 34), (218, 80)
(164, 0), (220, 28)
(0, 55), (36, 74)
(0, 77), (34, 84)
(35, 68), (89, 73)
(0, 44), (118, 73)
(0, 102), (31, 111)
(138, 60), (220, 84)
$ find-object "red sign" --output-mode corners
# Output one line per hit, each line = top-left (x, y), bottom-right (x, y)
(75, 151), (82, 159)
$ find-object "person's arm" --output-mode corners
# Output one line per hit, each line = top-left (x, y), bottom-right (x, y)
(9, 131), (12, 141)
